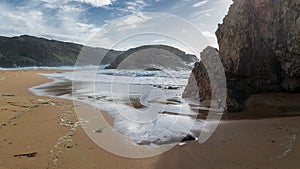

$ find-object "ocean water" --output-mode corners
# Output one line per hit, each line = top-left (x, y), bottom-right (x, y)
(0, 65), (107, 70)
(30, 67), (206, 145)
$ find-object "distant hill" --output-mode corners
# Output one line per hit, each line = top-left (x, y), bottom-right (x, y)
(106, 45), (198, 70)
(0, 35), (198, 70)
(0, 35), (122, 68)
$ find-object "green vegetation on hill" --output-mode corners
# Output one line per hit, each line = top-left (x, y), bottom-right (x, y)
(107, 45), (198, 70)
(0, 35), (122, 68)
(0, 35), (198, 69)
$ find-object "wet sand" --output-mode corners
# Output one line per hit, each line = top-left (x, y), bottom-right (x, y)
(0, 70), (299, 169)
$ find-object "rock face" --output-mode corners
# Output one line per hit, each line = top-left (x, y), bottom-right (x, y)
(184, 0), (300, 112)
(183, 47), (226, 101)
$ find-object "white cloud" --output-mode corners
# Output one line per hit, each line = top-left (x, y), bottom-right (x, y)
(86, 13), (210, 56)
(201, 31), (215, 38)
(118, 0), (149, 14)
(192, 9), (215, 17)
(0, 4), (45, 35)
(104, 13), (151, 31)
(192, 0), (209, 7)
(0, 0), (232, 52)
(0, 1), (101, 45)
(75, 0), (114, 7)
(0, 0), (151, 47)
(120, 13), (151, 26)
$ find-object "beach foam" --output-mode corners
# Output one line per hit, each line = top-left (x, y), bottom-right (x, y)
(30, 68), (205, 146)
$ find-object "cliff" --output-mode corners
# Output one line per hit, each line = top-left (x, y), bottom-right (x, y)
(184, 0), (300, 112)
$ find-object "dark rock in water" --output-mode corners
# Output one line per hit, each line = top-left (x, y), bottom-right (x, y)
(106, 45), (198, 70)
(166, 86), (180, 90)
(184, 0), (300, 112)
(144, 68), (162, 71)
(136, 140), (152, 145)
(181, 134), (196, 142)
(153, 84), (181, 90)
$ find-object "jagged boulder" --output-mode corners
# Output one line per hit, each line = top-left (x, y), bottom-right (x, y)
(183, 46), (225, 101)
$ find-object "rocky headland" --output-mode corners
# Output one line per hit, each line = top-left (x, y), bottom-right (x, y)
(184, 0), (300, 112)
(106, 45), (198, 70)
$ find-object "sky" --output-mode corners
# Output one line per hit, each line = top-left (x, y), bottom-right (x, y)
(0, 0), (232, 56)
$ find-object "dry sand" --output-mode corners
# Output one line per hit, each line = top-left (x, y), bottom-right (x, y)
(0, 70), (299, 169)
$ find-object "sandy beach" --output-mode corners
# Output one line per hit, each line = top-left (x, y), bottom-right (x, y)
(0, 70), (300, 169)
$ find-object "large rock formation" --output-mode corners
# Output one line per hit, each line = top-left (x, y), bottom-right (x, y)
(183, 47), (226, 101)
(184, 0), (300, 112)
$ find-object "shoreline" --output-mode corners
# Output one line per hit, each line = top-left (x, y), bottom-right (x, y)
(31, 71), (300, 121)
(0, 69), (300, 169)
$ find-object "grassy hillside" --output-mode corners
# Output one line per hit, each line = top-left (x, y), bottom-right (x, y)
(0, 35), (122, 68)
(107, 45), (198, 70)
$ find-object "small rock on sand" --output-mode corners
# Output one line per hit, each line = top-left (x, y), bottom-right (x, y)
(14, 152), (38, 158)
